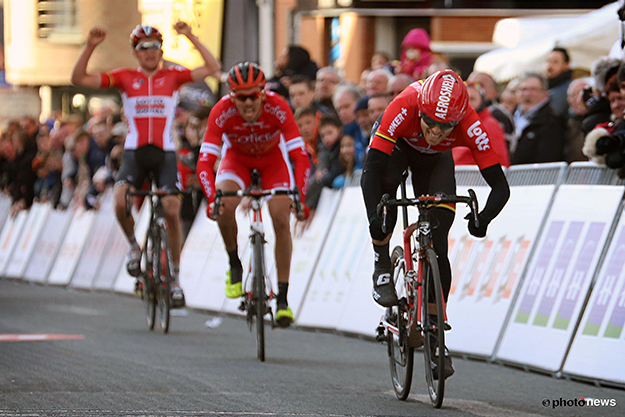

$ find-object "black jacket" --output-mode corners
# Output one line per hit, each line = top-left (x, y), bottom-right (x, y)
(511, 100), (568, 165)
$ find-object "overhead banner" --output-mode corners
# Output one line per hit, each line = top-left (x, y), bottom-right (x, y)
(496, 185), (624, 371)
(563, 207), (625, 384)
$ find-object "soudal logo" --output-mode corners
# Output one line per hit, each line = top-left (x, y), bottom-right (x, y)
(388, 108), (408, 136)
(467, 121), (491, 151)
(434, 74), (456, 119)
(263, 103), (287, 124)
(216, 107), (237, 128)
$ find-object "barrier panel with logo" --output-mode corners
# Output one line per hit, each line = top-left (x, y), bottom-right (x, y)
(92, 222), (128, 290)
(496, 163), (625, 372)
(446, 163), (566, 358)
(0, 210), (28, 276)
(47, 207), (96, 285)
(0, 196), (13, 232)
(298, 186), (372, 330)
(71, 193), (117, 289)
(24, 209), (74, 283)
(563, 199), (625, 385)
(4, 203), (51, 278)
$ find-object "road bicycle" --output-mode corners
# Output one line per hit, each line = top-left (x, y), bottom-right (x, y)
(127, 184), (183, 334)
(375, 172), (479, 408)
(213, 169), (302, 361)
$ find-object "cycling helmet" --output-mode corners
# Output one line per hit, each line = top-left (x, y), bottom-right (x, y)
(227, 62), (266, 91)
(130, 25), (163, 47)
(420, 69), (468, 125)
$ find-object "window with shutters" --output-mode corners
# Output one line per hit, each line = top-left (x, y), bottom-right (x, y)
(37, 0), (80, 41)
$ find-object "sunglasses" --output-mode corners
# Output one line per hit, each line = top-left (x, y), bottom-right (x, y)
(230, 91), (262, 102)
(420, 112), (457, 130)
(135, 41), (162, 51)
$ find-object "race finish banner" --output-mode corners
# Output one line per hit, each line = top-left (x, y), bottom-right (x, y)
(563, 204), (625, 384)
(496, 182), (624, 372)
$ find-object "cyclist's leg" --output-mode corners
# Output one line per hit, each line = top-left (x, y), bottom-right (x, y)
(260, 146), (296, 325)
(215, 150), (249, 297)
(114, 150), (148, 278)
(361, 141), (411, 307)
(158, 152), (183, 267)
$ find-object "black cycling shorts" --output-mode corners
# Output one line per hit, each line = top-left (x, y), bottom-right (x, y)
(116, 145), (180, 191)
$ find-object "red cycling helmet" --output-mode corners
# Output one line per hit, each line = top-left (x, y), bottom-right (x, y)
(420, 69), (468, 126)
(129, 25), (163, 47)
(227, 62), (266, 91)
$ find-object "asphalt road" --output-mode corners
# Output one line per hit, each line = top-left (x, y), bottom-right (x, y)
(1, 279), (624, 417)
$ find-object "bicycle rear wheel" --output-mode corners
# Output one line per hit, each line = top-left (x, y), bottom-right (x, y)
(156, 227), (172, 334)
(252, 231), (266, 362)
(421, 246), (446, 408)
(387, 246), (414, 400)
(143, 238), (156, 331)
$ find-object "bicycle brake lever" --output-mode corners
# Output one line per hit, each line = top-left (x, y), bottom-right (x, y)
(467, 189), (480, 229)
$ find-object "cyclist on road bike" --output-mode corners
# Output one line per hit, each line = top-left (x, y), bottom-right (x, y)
(361, 69), (510, 378)
(71, 22), (221, 308)
(196, 62), (311, 328)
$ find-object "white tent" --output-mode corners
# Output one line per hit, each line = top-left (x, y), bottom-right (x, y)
(474, 2), (621, 83)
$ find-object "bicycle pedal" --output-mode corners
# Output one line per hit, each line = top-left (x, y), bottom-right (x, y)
(375, 323), (386, 343)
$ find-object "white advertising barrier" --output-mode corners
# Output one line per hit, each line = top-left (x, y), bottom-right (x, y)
(298, 186), (375, 330)
(496, 184), (625, 371)
(445, 184), (555, 357)
(71, 193), (117, 289)
(5, 203), (51, 278)
(290, 188), (342, 319)
(0, 195), (12, 231)
(47, 207), (96, 285)
(113, 199), (151, 294)
(563, 208), (625, 384)
(23, 208), (74, 283)
(0, 210), (28, 276)
(179, 201), (220, 309)
(92, 223), (129, 290)
(193, 205), (252, 313)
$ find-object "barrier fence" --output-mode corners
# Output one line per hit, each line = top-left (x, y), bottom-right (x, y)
(1, 161), (624, 388)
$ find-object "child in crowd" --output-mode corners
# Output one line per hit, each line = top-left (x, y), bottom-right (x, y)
(306, 115), (343, 210)
(332, 134), (361, 189)
(294, 106), (319, 169)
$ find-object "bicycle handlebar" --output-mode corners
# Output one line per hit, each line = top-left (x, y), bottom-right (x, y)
(125, 188), (191, 217)
(376, 189), (480, 234)
(212, 187), (303, 220)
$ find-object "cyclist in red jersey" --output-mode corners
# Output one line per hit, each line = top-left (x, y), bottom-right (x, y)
(196, 62), (311, 327)
(71, 22), (221, 308)
(361, 70), (510, 378)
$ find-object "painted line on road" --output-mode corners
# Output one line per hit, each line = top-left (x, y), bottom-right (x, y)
(0, 334), (85, 342)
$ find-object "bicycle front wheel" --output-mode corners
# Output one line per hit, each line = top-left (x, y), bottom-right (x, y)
(387, 246), (414, 400)
(155, 227), (171, 334)
(421, 246), (446, 408)
(252, 231), (266, 362)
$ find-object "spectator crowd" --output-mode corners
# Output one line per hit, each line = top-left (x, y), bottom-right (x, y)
(3, 26), (625, 230)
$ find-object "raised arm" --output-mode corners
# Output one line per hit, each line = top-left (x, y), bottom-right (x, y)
(71, 27), (107, 88)
(173, 21), (222, 82)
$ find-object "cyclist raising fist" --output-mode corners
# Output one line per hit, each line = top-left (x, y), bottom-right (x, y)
(71, 22), (221, 308)
(361, 70), (510, 378)
(196, 62), (311, 328)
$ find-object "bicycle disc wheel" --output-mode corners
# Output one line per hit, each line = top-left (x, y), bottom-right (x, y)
(421, 246), (446, 408)
(157, 227), (171, 334)
(143, 238), (156, 331)
(253, 231), (265, 362)
(387, 246), (414, 400)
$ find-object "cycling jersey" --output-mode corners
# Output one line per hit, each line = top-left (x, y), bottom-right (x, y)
(100, 66), (193, 151)
(370, 81), (501, 170)
(196, 91), (310, 204)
